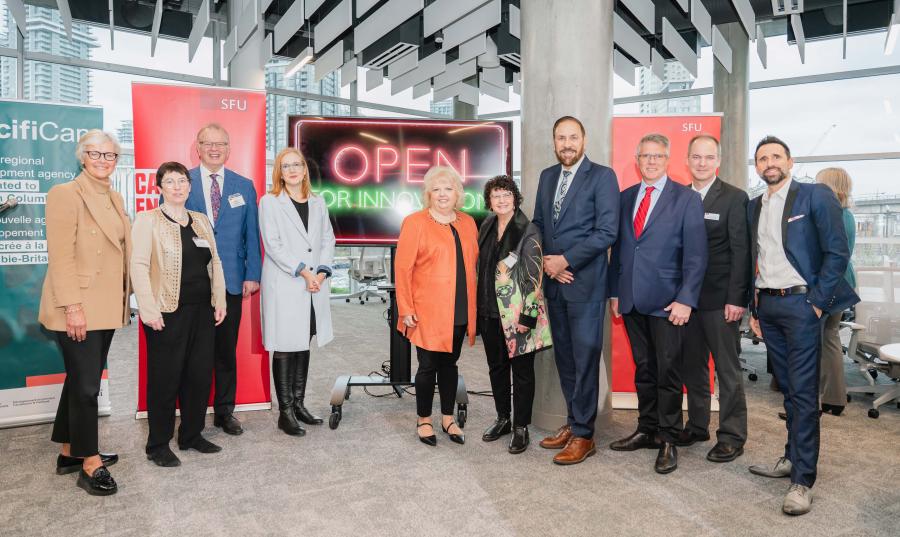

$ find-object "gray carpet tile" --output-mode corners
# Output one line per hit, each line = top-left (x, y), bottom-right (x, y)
(1, 300), (898, 537)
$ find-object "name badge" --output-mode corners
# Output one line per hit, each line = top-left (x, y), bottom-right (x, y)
(192, 237), (210, 248)
(228, 193), (245, 208)
(704, 212), (720, 221)
(788, 214), (805, 223)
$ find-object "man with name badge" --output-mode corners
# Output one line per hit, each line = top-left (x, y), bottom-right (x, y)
(678, 134), (751, 463)
(185, 123), (262, 436)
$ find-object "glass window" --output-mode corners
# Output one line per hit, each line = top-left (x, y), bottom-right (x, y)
(748, 74), (900, 156)
(0, 57), (14, 98)
(0, 0), (16, 49)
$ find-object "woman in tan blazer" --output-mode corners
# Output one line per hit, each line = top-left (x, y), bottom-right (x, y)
(38, 130), (131, 496)
(131, 161), (226, 468)
(395, 166), (478, 446)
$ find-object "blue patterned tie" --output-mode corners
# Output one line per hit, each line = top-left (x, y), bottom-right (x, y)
(553, 170), (572, 222)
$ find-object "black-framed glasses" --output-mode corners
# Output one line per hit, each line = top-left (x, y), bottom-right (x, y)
(85, 151), (118, 161)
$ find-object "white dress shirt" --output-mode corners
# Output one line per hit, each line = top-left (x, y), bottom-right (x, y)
(199, 164), (225, 227)
(692, 177), (716, 200)
(756, 178), (806, 289)
(554, 154), (585, 203)
(632, 175), (668, 220)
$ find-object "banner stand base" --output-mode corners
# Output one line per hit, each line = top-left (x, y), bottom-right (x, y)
(134, 402), (272, 420)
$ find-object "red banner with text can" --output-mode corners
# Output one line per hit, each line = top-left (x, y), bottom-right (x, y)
(610, 114), (723, 409)
(131, 83), (270, 416)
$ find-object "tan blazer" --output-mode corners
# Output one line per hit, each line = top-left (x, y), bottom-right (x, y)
(130, 208), (226, 321)
(39, 174), (132, 331)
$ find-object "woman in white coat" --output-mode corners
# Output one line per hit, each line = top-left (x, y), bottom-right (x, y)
(259, 147), (335, 436)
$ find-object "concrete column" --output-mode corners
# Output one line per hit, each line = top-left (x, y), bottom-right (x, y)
(521, 0), (615, 432)
(713, 22), (750, 190)
(228, 0), (266, 90)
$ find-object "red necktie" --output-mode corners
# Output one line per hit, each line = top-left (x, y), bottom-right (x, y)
(633, 186), (655, 238)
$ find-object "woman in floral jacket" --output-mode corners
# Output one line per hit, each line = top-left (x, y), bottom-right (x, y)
(476, 175), (552, 454)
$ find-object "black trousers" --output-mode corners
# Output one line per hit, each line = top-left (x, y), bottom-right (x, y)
(479, 317), (535, 426)
(213, 292), (243, 417)
(623, 312), (684, 443)
(682, 309), (748, 446)
(415, 325), (466, 417)
(51, 329), (115, 457)
(144, 304), (215, 452)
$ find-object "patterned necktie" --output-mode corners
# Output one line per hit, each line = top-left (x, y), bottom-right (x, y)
(209, 173), (221, 222)
(553, 170), (572, 222)
(633, 186), (655, 238)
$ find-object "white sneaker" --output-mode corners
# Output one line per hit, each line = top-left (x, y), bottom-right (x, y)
(782, 483), (813, 515)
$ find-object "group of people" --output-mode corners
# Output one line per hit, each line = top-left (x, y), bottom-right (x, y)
(39, 125), (335, 496)
(39, 117), (858, 517)
(393, 116), (858, 517)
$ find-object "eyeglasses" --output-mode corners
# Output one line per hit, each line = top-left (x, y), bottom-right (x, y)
(198, 141), (229, 149)
(638, 153), (668, 162)
(490, 191), (514, 201)
(160, 178), (190, 187)
(281, 162), (306, 170)
(85, 151), (118, 161)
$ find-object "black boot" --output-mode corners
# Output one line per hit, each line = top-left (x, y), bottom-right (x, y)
(273, 353), (305, 436)
(293, 351), (323, 425)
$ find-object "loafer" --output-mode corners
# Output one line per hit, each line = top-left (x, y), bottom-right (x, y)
(654, 443), (678, 474)
(482, 416), (512, 442)
(675, 429), (710, 447)
(706, 442), (744, 463)
(783, 483), (813, 515)
(553, 437), (596, 465)
(76, 466), (117, 496)
(821, 404), (844, 416)
(213, 414), (244, 435)
(56, 452), (118, 475)
(749, 456), (792, 478)
(609, 431), (662, 451)
(147, 446), (181, 467)
(179, 436), (222, 454)
(508, 426), (529, 454)
(539, 425), (572, 450)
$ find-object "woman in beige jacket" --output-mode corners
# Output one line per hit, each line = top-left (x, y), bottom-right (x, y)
(130, 161), (226, 468)
(38, 130), (131, 496)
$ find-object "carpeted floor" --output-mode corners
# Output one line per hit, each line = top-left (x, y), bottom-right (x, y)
(1, 300), (898, 537)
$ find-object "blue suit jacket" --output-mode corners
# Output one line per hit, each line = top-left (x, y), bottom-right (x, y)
(185, 167), (262, 295)
(531, 156), (620, 303)
(748, 180), (859, 315)
(609, 179), (708, 317)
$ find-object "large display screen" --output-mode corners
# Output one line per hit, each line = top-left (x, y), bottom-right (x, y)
(289, 117), (512, 244)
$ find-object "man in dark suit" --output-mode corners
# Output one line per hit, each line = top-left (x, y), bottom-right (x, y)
(608, 133), (707, 474)
(677, 134), (751, 463)
(531, 116), (620, 465)
(746, 136), (858, 515)
(185, 123), (262, 436)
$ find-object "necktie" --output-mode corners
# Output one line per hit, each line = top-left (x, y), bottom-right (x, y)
(553, 170), (572, 222)
(633, 186), (655, 238)
(210, 173), (221, 222)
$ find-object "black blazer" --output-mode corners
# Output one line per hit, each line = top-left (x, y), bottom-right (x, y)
(696, 178), (751, 310)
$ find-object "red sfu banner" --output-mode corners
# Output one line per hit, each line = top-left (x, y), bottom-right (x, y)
(610, 114), (723, 408)
(131, 83), (270, 415)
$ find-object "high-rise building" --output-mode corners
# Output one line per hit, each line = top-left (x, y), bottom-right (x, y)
(0, 5), (16, 98)
(116, 119), (134, 146)
(7, 6), (98, 104)
(265, 62), (341, 155)
(638, 61), (701, 115)
(430, 99), (453, 117)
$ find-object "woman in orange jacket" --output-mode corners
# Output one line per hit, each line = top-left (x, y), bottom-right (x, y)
(395, 166), (478, 446)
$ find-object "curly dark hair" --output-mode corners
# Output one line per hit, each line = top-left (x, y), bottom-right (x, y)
(483, 175), (522, 211)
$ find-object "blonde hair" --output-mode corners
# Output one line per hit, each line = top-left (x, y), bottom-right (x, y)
(270, 147), (312, 198)
(75, 129), (121, 162)
(422, 166), (465, 210)
(816, 167), (852, 208)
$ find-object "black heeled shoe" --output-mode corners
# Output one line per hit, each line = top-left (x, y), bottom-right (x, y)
(441, 420), (465, 445)
(417, 422), (437, 446)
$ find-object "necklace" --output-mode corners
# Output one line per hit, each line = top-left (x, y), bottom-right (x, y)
(428, 208), (457, 226)
(161, 205), (188, 225)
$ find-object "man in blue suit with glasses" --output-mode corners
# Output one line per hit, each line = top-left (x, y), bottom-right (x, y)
(185, 123), (261, 437)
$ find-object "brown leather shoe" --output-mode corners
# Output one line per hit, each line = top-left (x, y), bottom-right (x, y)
(539, 425), (573, 450)
(553, 437), (596, 465)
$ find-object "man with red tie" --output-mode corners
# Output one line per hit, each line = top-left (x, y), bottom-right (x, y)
(608, 133), (707, 474)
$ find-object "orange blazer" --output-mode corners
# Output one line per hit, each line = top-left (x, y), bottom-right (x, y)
(395, 209), (479, 352)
